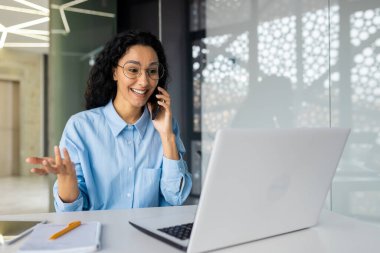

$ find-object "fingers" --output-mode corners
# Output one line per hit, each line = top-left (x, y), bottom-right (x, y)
(29, 158), (57, 175)
(155, 88), (171, 110)
(26, 157), (51, 165)
(155, 94), (170, 105)
(54, 146), (73, 174)
(27, 156), (54, 175)
(62, 148), (72, 166)
(30, 168), (48, 175)
(42, 159), (59, 174)
(157, 98), (170, 111)
(156, 87), (170, 102)
(27, 146), (75, 176)
(157, 86), (169, 96)
(54, 145), (62, 167)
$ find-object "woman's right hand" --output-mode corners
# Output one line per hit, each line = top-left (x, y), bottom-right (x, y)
(26, 146), (79, 203)
(26, 146), (76, 177)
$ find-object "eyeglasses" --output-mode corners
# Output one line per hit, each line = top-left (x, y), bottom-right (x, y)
(117, 62), (164, 80)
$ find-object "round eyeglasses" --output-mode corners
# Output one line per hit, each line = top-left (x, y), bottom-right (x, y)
(117, 62), (165, 80)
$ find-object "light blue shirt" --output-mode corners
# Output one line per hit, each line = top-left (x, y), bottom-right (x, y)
(53, 100), (192, 212)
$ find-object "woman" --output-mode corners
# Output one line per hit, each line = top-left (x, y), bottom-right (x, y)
(26, 31), (192, 211)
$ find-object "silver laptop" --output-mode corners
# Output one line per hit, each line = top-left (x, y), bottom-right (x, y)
(129, 128), (350, 253)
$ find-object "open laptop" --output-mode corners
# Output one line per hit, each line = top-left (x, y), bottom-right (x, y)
(129, 128), (350, 253)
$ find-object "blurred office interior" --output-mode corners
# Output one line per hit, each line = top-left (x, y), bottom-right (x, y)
(0, 0), (379, 225)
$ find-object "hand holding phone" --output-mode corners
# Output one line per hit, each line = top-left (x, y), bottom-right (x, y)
(151, 103), (160, 120)
(149, 86), (165, 120)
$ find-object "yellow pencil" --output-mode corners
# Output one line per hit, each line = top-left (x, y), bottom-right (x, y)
(49, 221), (81, 240)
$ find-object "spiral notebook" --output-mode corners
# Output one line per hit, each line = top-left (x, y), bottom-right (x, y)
(18, 221), (101, 253)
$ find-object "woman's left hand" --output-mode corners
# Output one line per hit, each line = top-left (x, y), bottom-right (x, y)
(148, 86), (173, 137)
(148, 86), (180, 160)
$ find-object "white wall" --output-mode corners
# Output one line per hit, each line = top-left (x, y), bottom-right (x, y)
(0, 48), (44, 177)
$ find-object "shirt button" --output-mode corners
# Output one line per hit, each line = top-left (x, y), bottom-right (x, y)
(127, 140), (132, 145)
(127, 193), (131, 198)
(129, 167), (133, 172)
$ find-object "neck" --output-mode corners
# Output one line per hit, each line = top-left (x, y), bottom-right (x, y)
(113, 97), (143, 124)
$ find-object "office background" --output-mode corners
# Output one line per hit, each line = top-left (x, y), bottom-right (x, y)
(0, 0), (379, 224)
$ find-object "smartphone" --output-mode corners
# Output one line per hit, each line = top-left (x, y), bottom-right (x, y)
(149, 85), (165, 120)
(0, 220), (47, 245)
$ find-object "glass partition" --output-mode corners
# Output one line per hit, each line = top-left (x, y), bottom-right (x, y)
(330, 0), (380, 222)
(49, 0), (116, 147)
(197, 0), (380, 223)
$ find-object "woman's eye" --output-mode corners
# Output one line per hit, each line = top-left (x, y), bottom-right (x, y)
(128, 68), (139, 74)
(148, 69), (158, 75)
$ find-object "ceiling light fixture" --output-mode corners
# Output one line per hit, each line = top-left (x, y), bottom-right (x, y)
(53, 6), (115, 18)
(60, 0), (87, 33)
(7, 29), (49, 35)
(7, 17), (49, 30)
(0, 17), (49, 48)
(0, 4), (48, 15)
(0, 0), (115, 50)
(13, 0), (49, 13)
(0, 31), (7, 48)
(0, 1), (49, 49)
(10, 32), (49, 41)
(51, 0), (115, 34)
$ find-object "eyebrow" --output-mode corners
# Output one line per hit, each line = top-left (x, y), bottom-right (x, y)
(124, 60), (159, 66)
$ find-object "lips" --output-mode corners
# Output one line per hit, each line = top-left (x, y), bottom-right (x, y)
(130, 88), (148, 95)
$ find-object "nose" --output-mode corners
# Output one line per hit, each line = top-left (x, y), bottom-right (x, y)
(137, 70), (150, 87)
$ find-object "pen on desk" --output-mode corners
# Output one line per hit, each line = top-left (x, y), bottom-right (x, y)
(49, 221), (81, 240)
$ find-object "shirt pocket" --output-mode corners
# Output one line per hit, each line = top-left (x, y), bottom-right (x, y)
(137, 167), (162, 207)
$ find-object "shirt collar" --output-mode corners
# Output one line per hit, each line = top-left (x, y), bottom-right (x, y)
(103, 100), (149, 139)
(134, 106), (149, 139)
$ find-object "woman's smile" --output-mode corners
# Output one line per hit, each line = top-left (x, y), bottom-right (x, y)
(130, 87), (149, 95)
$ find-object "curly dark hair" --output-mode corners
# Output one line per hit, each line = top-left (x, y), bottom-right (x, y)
(84, 30), (169, 109)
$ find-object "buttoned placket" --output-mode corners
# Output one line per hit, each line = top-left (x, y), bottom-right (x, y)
(123, 125), (135, 207)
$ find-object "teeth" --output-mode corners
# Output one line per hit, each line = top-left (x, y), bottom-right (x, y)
(131, 88), (147, 95)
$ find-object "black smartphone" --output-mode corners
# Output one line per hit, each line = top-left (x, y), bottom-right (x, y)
(149, 86), (161, 120)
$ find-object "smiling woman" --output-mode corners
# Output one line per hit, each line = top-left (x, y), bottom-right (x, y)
(26, 30), (192, 212)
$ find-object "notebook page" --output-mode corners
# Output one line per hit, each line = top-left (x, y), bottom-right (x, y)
(19, 221), (101, 253)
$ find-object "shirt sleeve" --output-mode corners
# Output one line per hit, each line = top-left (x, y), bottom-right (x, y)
(53, 117), (90, 212)
(160, 119), (192, 206)
(53, 178), (85, 212)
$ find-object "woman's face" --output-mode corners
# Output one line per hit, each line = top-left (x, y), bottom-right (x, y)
(113, 45), (159, 110)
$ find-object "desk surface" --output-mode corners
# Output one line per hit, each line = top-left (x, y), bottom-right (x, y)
(1, 205), (380, 253)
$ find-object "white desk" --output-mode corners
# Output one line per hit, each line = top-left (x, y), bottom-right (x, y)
(1, 205), (380, 253)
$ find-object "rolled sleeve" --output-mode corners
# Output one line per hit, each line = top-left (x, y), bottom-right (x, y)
(160, 156), (192, 206)
(53, 181), (84, 212)
(161, 156), (187, 179)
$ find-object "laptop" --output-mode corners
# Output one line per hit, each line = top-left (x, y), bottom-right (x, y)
(129, 128), (350, 253)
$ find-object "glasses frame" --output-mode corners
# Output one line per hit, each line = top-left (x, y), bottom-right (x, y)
(117, 62), (165, 80)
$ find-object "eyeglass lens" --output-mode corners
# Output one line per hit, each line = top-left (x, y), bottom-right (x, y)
(123, 63), (164, 80)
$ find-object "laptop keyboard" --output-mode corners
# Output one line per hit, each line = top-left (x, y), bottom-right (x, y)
(158, 223), (193, 240)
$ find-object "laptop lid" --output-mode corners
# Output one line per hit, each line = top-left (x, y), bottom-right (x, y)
(187, 128), (350, 253)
